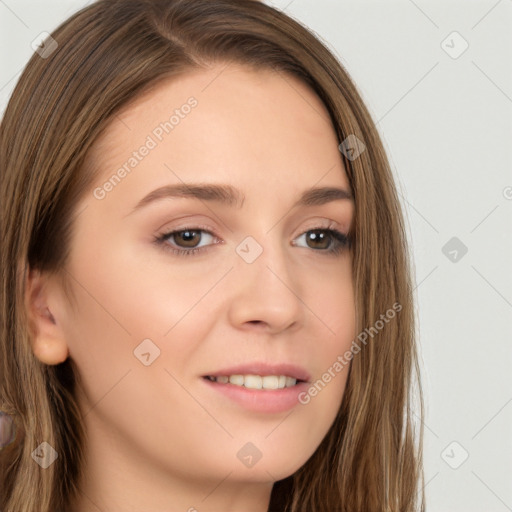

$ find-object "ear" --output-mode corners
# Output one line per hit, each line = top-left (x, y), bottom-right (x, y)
(25, 268), (69, 365)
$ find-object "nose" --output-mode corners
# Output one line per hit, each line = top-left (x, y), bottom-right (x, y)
(226, 235), (304, 335)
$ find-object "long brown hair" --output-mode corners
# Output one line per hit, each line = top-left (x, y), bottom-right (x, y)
(0, 1), (425, 510)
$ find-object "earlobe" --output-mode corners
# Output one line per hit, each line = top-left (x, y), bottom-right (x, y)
(25, 268), (69, 365)
(31, 336), (69, 365)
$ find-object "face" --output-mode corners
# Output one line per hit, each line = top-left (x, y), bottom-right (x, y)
(44, 64), (355, 495)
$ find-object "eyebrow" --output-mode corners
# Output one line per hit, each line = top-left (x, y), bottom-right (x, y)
(128, 182), (353, 214)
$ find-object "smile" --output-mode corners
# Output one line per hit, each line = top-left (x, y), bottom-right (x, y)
(203, 374), (301, 390)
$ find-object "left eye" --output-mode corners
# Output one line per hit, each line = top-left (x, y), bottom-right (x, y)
(292, 229), (348, 252)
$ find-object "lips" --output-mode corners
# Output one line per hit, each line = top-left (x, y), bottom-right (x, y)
(201, 362), (312, 413)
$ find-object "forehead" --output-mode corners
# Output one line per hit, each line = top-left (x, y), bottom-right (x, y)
(85, 63), (349, 192)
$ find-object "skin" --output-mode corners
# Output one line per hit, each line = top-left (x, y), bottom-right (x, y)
(27, 63), (356, 512)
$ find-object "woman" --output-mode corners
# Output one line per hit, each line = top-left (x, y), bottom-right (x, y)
(0, 0), (425, 510)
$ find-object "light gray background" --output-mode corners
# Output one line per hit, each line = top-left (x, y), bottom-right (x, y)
(1, 1), (511, 511)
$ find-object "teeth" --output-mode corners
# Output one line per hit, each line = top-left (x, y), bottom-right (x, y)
(285, 376), (296, 387)
(244, 375), (262, 389)
(262, 375), (278, 389)
(209, 374), (298, 389)
(229, 375), (244, 386)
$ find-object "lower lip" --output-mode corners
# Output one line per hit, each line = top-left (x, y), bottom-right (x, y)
(202, 378), (310, 414)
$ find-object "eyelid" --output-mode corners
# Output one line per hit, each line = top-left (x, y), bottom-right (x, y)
(296, 218), (342, 234)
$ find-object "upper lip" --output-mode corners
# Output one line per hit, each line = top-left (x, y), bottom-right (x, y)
(203, 362), (311, 383)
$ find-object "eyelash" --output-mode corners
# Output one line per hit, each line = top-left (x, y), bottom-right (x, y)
(154, 223), (350, 257)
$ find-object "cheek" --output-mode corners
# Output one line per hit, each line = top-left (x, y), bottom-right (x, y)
(60, 236), (229, 412)
(65, 230), (223, 338)
(59, 246), (232, 478)
(302, 256), (356, 352)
